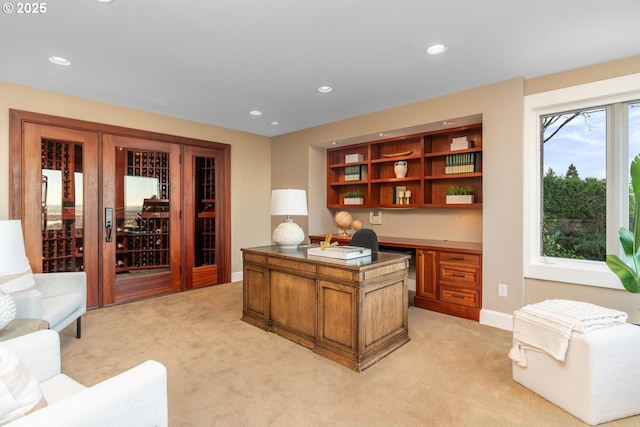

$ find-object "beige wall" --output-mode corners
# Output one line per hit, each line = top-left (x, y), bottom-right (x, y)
(0, 81), (272, 275)
(272, 54), (640, 327)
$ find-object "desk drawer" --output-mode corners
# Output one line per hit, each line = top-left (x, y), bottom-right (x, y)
(440, 286), (479, 308)
(439, 251), (480, 266)
(439, 264), (479, 289)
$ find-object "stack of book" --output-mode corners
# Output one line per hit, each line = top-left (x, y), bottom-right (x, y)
(445, 153), (476, 174)
(344, 165), (366, 181)
(307, 245), (372, 260)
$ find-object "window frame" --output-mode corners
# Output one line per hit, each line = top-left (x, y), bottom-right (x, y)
(523, 72), (640, 289)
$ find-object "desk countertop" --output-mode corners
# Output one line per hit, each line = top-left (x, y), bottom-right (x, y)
(242, 244), (410, 268)
(308, 234), (482, 253)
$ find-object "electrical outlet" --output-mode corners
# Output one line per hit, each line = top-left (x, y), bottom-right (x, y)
(498, 283), (508, 297)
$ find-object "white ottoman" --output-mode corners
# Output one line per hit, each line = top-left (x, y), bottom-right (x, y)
(513, 323), (640, 425)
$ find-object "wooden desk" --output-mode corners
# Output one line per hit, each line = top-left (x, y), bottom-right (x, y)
(241, 245), (410, 372)
(310, 235), (483, 321)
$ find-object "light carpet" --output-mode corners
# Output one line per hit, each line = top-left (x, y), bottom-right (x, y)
(57, 282), (640, 427)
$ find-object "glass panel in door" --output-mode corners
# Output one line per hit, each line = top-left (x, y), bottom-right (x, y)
(116, 150), (170, 274)
(41, 140), (85, 273)
(195, 156), (216, 268)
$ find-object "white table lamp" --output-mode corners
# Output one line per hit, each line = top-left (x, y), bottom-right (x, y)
(0, 220), (31, 276)
(271, 189), (308, 250)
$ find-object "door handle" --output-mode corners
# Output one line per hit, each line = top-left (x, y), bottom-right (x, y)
(105, 207), (113, 242)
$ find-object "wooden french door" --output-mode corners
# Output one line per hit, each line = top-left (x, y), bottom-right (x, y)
(182, 145), (230, 288)
(102, 134), (182, 305)
(10, 109), (232, 309)
(17, 123), (101, 308)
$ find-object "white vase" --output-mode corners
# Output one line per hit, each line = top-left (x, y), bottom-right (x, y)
(394, 161), (408, 178)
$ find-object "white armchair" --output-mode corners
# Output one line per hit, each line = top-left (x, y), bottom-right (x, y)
(0, 330), (168, 427)
(0, 220), (86, 338)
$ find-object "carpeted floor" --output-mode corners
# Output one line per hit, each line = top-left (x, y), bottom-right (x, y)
(57, 282), (640, 427)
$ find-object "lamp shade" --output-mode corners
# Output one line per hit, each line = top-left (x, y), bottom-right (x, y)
(270, 189), (308, 216)
(0, 220), (30, 275)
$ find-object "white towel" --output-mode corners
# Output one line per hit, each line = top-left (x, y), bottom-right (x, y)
(509, 299), (628, 367)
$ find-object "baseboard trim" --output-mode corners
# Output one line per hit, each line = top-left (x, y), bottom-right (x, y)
(231, 270), (243, 283)
(479, 309), (513, 331)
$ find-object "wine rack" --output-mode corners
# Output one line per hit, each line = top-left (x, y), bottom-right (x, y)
(41, 140), (84, 273)
(116, 216), (169, 271)
(195, 157), (216, 267)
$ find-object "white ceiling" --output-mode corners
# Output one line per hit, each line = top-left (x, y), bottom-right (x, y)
(1, 0), (639, 138)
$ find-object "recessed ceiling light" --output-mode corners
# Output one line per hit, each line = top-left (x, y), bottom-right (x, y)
(249, 110), (262, 116)
(95, 0), (115, 3)
(317, 86), (333, 93)
(48, 56), (72, 66)
(151, 98), (170, 107)
(270, 121), (279, 126)
(426, 44), (448, 55)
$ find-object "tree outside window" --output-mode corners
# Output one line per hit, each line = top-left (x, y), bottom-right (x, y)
(541, 102), (640, 261)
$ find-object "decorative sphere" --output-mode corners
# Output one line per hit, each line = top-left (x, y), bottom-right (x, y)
(352, 219), (363, 231)
(334, 211), (353, 231)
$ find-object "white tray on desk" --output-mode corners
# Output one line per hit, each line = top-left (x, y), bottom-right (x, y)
(307, 245), (371, 260)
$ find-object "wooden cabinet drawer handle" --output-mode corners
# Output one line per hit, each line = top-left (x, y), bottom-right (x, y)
(452, 293), (465, 299)
(452, 272), (465, 277)
(451, 256), (465, 261)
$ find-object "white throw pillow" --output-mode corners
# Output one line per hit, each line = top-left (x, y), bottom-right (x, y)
(0, 348), (47, 425)
(0, 271), (35, 294)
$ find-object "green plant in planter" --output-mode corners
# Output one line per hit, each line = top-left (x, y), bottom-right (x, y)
(606, 155), (640, 293)
(446, 186), (474, 196)
(344, 190), (363, 198)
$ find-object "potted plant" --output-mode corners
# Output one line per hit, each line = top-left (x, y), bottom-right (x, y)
(606, 155), (640, 293)
(344, 190), (364, 205)
(446, 186), (474, 204)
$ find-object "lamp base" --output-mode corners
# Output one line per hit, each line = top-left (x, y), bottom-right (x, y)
(272, 219), (305, 250)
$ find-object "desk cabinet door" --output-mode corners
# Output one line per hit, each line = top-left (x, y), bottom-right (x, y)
(317, 280), (357, 354)
(416, 249), (437, 299)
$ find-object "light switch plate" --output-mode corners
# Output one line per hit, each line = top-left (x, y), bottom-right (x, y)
(369, 210), (382, 225)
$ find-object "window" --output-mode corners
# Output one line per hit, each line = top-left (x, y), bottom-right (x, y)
(524, 73), (640, 289)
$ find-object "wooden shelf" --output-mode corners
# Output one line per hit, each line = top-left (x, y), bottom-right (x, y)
(326, 123), (482, 209)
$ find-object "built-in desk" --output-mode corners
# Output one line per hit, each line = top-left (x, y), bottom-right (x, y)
(309, 235), (483, 321)
(241, 245), (410, 372)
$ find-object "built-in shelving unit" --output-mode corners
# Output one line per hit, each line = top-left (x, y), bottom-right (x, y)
(326, 124), (483, 209)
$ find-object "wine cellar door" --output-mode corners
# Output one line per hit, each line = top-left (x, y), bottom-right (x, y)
(19, 123), (100, 308)
(102, 134), (182, 305)
(182, 145), (227, 288)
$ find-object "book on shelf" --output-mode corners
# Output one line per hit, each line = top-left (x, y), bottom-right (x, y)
(344, 164), (367, 181)
(445, 153), (476, 174)
(345, 153), (364, 163)
(307, 245), (372, 260)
